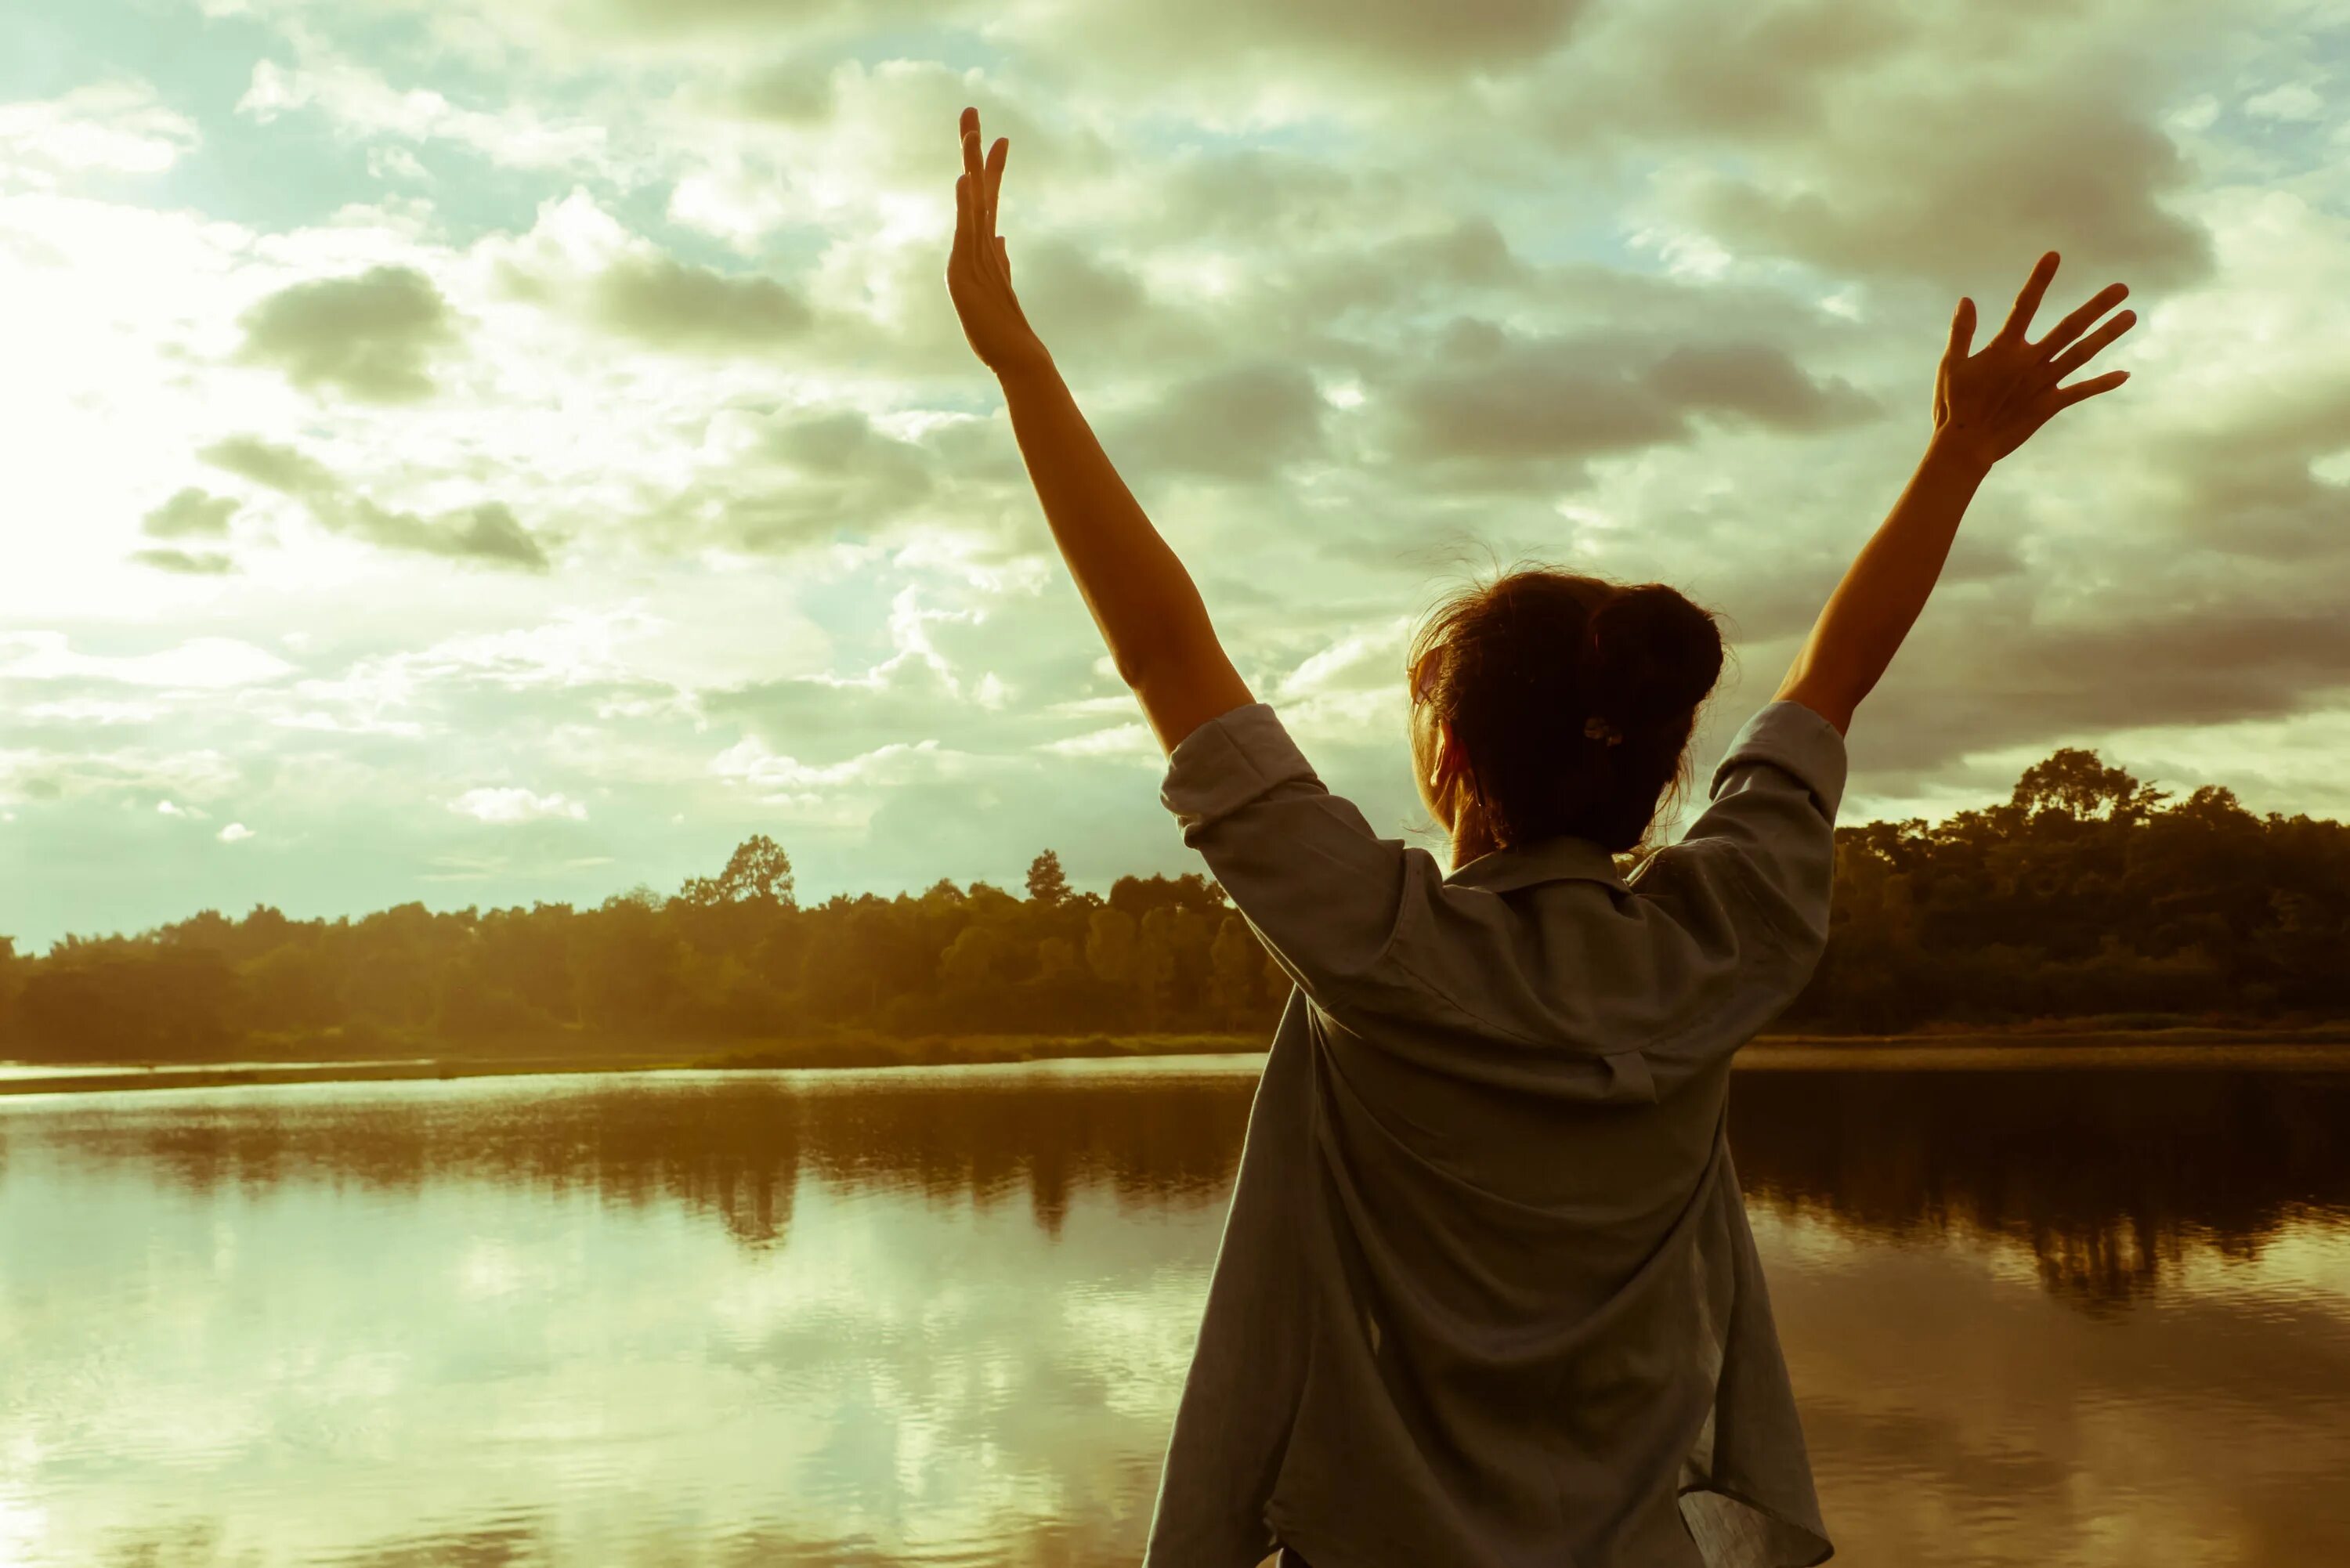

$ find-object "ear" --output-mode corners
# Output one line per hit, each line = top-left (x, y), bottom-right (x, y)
(1431, 721), (1467, 793)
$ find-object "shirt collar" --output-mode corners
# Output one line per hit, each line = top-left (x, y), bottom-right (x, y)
(1443, 834), (1631, 894)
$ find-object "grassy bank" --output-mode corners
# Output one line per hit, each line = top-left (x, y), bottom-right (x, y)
(12, 1020), (2350, 1097)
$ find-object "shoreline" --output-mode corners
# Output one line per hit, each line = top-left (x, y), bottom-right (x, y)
(10, 1025), (2350, 1096)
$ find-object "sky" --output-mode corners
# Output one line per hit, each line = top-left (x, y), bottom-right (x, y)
(1, 0), (2347, 948)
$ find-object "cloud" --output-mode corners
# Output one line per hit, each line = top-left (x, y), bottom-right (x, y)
(700, 730), (972, 829)
(634, 406), (938, 555)
(1506, 0), (2218, 295)
(590, 255), (813, 352)
(347, 499), (550, 571)
(1643, 342), (1879, 431)
(199, 436), (342, 499)
(0, 80), (198, 186)
(1104, 362), (1329, 482)
(2243, 82), (2324, 121)
(1376, 321), (1875, 477)
(237, 266), (460, 402)
(1010, 0), (1593, 84)
(1683, 89), (2212, 294)
(142, 487), (240, 540)
(1043, 723), (1156, 758)
(2139, 376), (2350, 562)
(199, 437), (551, 571)
(0, 745), (240, 809)
(131, 548), (237, 575)
(217, 822), (255, 843)
(0, 633), (291, 689)
(236, 56), (611, 174)
(448, 787), (589, 823)
(724, 59), (840, 124)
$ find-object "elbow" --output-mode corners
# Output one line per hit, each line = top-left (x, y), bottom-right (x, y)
(1773, 677), (1858, 737)
(1111, 645), (1164, 692)
(1115, 627), (1212, 697)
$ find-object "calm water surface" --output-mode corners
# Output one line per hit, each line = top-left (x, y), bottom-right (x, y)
(3, 1057), (2348, 1566)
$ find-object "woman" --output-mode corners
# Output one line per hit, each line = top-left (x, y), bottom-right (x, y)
(945, 106), (2134, 1568)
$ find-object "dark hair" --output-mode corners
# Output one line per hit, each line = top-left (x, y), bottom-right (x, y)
(1408, 567), (1724, 854)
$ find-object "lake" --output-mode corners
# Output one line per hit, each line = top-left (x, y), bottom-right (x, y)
(3, 1056), (2348, 1566)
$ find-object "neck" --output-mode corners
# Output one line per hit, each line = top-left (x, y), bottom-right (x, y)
(1448, 804), (1502, 873)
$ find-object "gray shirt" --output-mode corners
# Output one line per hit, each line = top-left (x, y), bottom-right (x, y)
(1142, 699), (1847, 1568)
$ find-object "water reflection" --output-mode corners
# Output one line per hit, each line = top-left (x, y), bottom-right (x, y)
(13, 1063), (1255, 1247)
(2, 1059), (2347, 1566)
(1729, 1069), (2350, 1305)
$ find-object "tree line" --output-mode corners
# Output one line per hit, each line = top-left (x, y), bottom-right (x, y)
(2, 747), (2345, 1062)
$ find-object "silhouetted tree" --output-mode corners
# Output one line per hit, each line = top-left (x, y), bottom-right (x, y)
(1025, 849), (1072, 905)
(681, 834), (795, 908)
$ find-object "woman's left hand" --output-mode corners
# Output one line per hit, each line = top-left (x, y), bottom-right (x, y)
(947, 106), (1050, 377)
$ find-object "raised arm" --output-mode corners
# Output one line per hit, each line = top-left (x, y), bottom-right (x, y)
(945, 106), (1253, 753)
(1776, 251), (2135, 734)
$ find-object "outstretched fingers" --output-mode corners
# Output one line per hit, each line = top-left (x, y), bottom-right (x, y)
(2046, 307), (2136, 380)
(1946, 295), (1977, 362)
(985, 134), (1007, 247)
(2035, 281), (2129, 359)
(2052, 368), (2130, 409)
(954, 107), (1012, 288)
(960, 107), (985, 186)
(1996, 251), (2060, 342)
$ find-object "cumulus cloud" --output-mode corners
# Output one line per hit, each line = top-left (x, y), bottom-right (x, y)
(724, 58), (841, 124)
(1104, 362), (1329, 483)
(236, 56), (611, 174)
(131, 548), (236, 575)
(0, 633), (291, 690)
(449, 787), (589, 823)
(217, 822), (255, 843)
(142, 488), (240, 540)
(1840, 591), (2350, 790)
(1010, 0), (1592, 86)
(1376, 321), (1876, 479)
(635, 406), (938, 555)
(1681, 89), (2211, 294)
(237, 265), (460, 402)
(198, 437), (551, 570)
(0, 79), (198, 185)
(590, 255), (813, 352)
(1509, 0), (2217, 295)
(707, 735), (958, 826)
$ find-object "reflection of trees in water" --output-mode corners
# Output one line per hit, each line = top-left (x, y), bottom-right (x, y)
(94, 1508), (1153, 1568)
(1730, 1070), (2350, 1307)
(33, 1067), (2345, 1305)
(30, 1074), (1255, 1249)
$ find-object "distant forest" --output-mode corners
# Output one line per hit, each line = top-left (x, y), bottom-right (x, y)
(4, 746), (2348, 1063)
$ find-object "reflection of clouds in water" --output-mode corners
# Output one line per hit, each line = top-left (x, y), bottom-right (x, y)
(0, 1073), (1242, 1567)
(2, 1065), (2348, 1566)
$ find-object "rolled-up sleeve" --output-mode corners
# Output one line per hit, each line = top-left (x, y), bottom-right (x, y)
(1160, 703), (1426, 1012)
(1668, 699), (1848, 956)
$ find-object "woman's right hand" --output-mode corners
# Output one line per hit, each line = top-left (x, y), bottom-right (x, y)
(1932, 251), (2135, 469)
(947, 105), (1050, 378)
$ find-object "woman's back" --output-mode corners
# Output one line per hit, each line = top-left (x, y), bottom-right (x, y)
(1141, 699), (1846, 1568)
(943, 134), (2134, 1561)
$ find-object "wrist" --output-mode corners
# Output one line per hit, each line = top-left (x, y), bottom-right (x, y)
(1923, 427), (1995, 485)
(992, 338), (1057, 387)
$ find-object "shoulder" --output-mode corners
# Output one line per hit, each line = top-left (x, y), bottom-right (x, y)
(1160, 702), (1319, 834)
(1705, 699), (1849, 822)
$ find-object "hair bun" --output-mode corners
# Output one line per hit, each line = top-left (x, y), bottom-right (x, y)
(1583, 583), (1724, 728)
